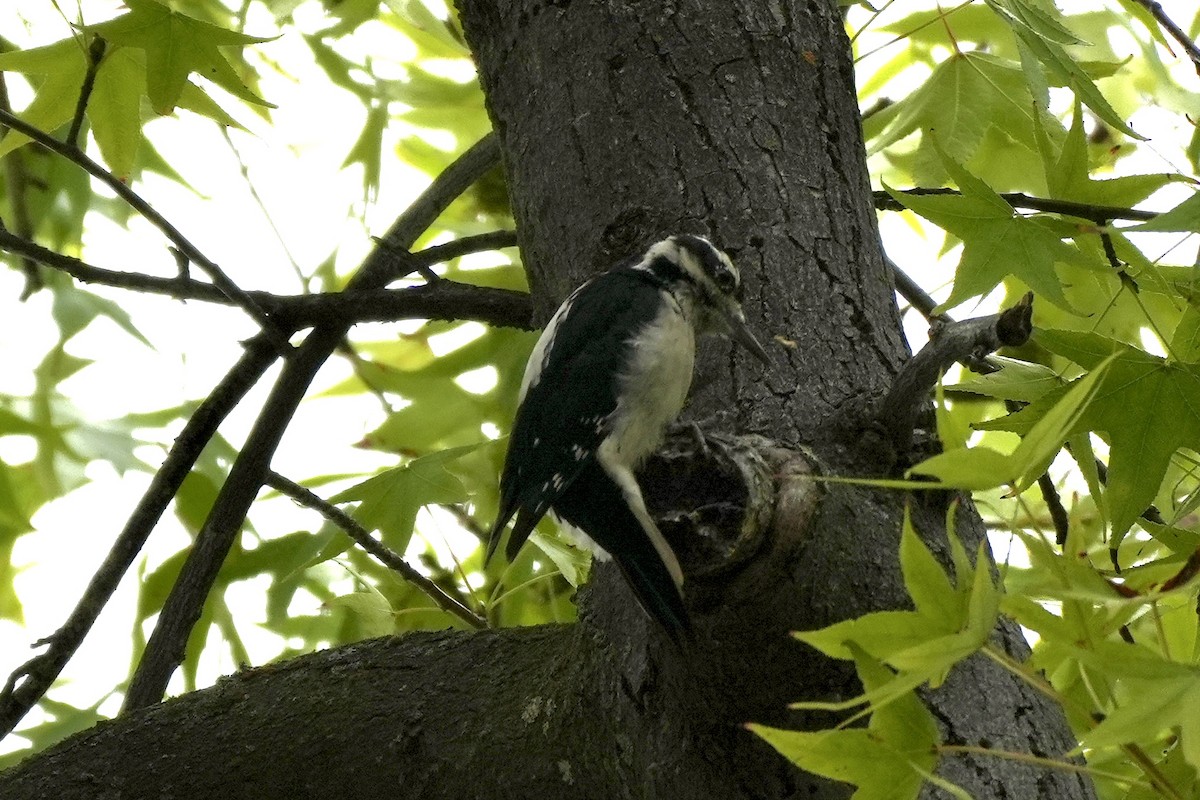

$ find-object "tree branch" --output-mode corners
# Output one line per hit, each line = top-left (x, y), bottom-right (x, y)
(875, 188), (1161, 223)
(0, 333), (279, 739)
(0, 107), (288, 349)
(1129, 0), (1200, 75)
(268, 282), (532, 330)
(1037, 472), (1071, 546)
(122, 133), (501, 712)
(0, 227), (533, 331)
(890, 258), (941, 320)
(66, 36), (106, 148)
(409, 229), (519, 273)
(875, 293), (1034, 455)
(264, 472), (486, 630)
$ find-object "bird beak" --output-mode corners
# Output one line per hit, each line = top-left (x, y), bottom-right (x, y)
(721, 306), (771, 365)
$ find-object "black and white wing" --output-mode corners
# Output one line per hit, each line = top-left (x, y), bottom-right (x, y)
(487, 269), (664, 561)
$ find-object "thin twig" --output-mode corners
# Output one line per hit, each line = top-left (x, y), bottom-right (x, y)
(876, 188), (1160, 223)
(0, 107), (290, 350)
(1037, 472), (1071, 546)
(265, 472), (486, 629)
(1129, 0), (1200, 76)
(399, 229), (519, 280)
(0, 334), (279, 738)
(440, 502), (488, 542)
(66, 36), (106, 148)
(122, 133), (501, 712)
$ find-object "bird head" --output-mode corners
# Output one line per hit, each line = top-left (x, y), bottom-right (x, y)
(660, 234), (771, 365)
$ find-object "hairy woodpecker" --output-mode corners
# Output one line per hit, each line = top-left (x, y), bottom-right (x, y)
(487, 234), (770, 639)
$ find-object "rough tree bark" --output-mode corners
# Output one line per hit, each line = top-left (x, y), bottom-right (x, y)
(0, 1), (1096, 798)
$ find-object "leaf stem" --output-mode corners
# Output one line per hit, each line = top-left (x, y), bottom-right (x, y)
(939, 744), (1144, 786)
(1128, 0), (1200, 75)
(66, 35), (106, 148)
(265, 472), (486, 630)
(876, 188), (1160, 223)
(981, 644), (1080, 713)
(488, 570), (565, 610)
(1122, 743), (1186, 800)
(982, 645), (1183, 800)
(853, 0), (974, 63)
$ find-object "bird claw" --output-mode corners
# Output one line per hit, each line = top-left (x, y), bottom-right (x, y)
(668, 417), (733, 463)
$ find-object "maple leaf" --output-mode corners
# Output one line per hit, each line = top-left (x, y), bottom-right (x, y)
(0, 39), (89, 160)
(89, 0), (274, 114)
(889, 144), (1100, 313)
(986, 329), (1200, 540)
(1036, 104), (1176, 210)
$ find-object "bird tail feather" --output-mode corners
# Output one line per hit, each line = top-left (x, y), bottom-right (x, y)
(553, 462), (691, 641)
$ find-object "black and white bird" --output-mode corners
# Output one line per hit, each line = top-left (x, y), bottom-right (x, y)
(487, 234), (770, 639)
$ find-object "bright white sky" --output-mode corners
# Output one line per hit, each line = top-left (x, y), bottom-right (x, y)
(0, 0), (1196, 755)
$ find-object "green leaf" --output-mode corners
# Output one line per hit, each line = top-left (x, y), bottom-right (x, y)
(948, 356), (1062, 402)
(0, 529), (25, 623)
(1005, 352), (1113, 491)
(1038, 330), (1200, 538)
(384, 0), (469, 59)
(87, 47), (145, 179)
(1123, 193), (1200, 233)
(303, 34), (371, 101)
(1072, 642), (1200, 772)
(987, 0), (1141, 139)
(905, 446), (1015, 491)
(326, 591), (396, 638)
(89, 0), (274, 114)
(900, 509), (958, 621)
(1170, 306), (1200, 364)
(888, 144), (1097, 312)
(1066, 432), (1107, 533)
(933, 380), (969, 451)
(1039, 103), (1176, 207)
(343, 102), (388, 201)
(795, 609), (949, 663)
(527, 531), (590, 587)
(986, 0), (1086, 46)
(869, 51), (1046, 168)
(753, 649), (944, 799)
(0, 462), (34, 534)
(752, 726), (928, 799)
(51, 286), (153, 347)
(0, 697), (107, 769)
(331, 443), (482, 553)
(796, 509), (997, 692)
(910, 351), (1112, 492)
(366, 387), (486, 452)
(0, 39), (88, 159)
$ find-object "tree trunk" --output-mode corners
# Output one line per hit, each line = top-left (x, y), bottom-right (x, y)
(0, 1), (1095, 798)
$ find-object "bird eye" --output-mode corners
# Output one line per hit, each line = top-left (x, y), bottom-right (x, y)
(715, 271), (737, 294)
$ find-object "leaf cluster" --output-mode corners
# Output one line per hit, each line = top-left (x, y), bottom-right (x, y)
(758, 1), (1200, 797)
